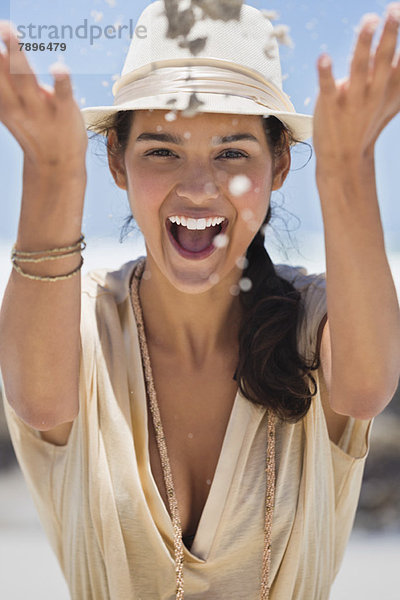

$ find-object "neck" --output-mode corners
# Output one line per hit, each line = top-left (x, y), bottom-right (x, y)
(137, 255), (244, 368)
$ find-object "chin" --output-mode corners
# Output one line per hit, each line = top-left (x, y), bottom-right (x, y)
(145, 243), (240, 295)
(164, 264), (222, 295)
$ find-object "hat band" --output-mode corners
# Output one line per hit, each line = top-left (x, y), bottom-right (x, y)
(113, 65), (295, 114)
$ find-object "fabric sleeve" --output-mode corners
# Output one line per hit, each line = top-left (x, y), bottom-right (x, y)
(275, 263), (373, 454)
(274, 263), (327, 363)
(274, 263), (375, 584)
(283, 264), (373, 577)
(330, 412), (373, 577)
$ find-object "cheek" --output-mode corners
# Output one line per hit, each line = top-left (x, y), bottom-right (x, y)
(228, 172), (272, 238)
(126, 167), (167, 224)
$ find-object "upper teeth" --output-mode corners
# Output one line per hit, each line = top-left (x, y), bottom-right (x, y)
(168, 216), (226, 230)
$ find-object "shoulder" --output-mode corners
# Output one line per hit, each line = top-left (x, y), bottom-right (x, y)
(274, 263), (326, 293)
(79, 256), (145, 353)
(274, 263), (327, 361)
(81, 256), (145, 304)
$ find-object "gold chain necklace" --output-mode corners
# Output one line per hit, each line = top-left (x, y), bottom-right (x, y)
(130, 258), (276, 599)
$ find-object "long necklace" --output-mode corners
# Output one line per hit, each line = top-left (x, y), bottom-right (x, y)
(130, 258), (276, 599)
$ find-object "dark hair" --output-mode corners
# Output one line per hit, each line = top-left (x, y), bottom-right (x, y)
(89, 110), (318, 423)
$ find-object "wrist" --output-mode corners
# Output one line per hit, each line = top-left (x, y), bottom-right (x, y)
(316, 149), (375, 180)
(16, 224), (84, 253)
(23, 153), (87, 184)
(316, 154), (376, 195)
(18, 171), (86, 249)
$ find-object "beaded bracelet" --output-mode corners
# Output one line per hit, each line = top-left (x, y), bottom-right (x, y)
(11, 234), (86, 261)
(11, 246), (82, 263)
(10, 234), (85, 282)
(11, 256), (84, 282)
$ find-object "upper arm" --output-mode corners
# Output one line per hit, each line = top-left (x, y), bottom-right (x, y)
(317, 316), (350, 444)
(2, 390), (76, 446)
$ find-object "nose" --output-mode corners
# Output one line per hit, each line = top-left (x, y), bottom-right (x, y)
(175, 162), (220, 204)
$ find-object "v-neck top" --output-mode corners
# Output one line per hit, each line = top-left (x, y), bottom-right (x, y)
(3, 257), (373, 599)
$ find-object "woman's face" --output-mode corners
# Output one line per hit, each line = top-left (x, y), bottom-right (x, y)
(109, 109), (289, 294)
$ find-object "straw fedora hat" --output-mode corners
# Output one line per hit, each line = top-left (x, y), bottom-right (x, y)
(81, 1), (313, 141)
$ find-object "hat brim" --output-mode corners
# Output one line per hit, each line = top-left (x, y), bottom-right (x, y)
(81, 91), (313, 142)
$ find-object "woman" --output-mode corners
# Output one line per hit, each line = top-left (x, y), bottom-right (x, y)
(0, 1), (399, 598)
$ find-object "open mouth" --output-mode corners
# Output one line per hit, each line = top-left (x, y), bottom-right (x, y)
(166, 217), (228, 259)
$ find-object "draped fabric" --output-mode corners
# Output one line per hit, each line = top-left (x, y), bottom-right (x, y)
(3, 258), (372, 599)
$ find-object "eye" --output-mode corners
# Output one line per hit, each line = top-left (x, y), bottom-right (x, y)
(145, 148), (178, 158)
(218, 149), (248, 159)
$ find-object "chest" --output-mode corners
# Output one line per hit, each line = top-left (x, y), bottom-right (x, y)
(146, 350), (239, 538)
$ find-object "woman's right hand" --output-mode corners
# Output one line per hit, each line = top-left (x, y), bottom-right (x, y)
(0, 25), (87, 438)
(0, 20), (88, 174)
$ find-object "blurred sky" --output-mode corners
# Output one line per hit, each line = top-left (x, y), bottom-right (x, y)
(0, 0), (399, 251)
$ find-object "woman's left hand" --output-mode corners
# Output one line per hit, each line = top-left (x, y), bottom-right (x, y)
(312, 4), (400, 423)
(313, 3), (400, 174)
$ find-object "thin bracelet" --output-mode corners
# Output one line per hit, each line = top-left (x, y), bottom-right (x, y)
(11, 234), (86, 259)
(11, 247), (82, 263)
(11, 256), (84, 282)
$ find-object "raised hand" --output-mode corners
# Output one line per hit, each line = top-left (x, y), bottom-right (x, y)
(0, 21), (87, 173)
(0, 26), (88, 441)
(311, 4), (400, 424)
(313, 3), (400, 173)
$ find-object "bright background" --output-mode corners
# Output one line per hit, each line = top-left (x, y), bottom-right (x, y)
(0, 0), (399, 263)
(0, 1), (399, 599)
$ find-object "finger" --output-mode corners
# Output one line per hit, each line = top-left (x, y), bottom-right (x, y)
(383, 50), (400, 114)
(0, 21), (35, 76)
(49, 64), (74, 105)
(370, 8), (400, 93)
(336, 77), (350, 103)
(38, 82), (54, 101)
(0, 52), (29, 143)
(0, 21), (43, 110)
(348, 14), (380, 98)
(317, 54), (337, 97)
(385, 49), (400, 92)
(392, 50), (400, 83)
(386, 2), (400, 21)
(0, 48), (23, 116)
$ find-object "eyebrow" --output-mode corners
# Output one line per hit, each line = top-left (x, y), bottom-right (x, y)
(135, 132), (260, 144)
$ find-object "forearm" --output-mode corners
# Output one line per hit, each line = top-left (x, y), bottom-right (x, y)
(0, 164), (86, 429)
(317, 156), (400, 415)
(17, 157), (86, 246)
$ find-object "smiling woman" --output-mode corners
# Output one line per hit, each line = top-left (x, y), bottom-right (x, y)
(93, 107), (318, 426)
(0, 1), (399, 600)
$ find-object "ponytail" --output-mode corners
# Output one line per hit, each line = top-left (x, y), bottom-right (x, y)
(235, 208), (318, 423)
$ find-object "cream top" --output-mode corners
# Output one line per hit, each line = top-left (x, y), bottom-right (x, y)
(3, 257), (372, 599)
